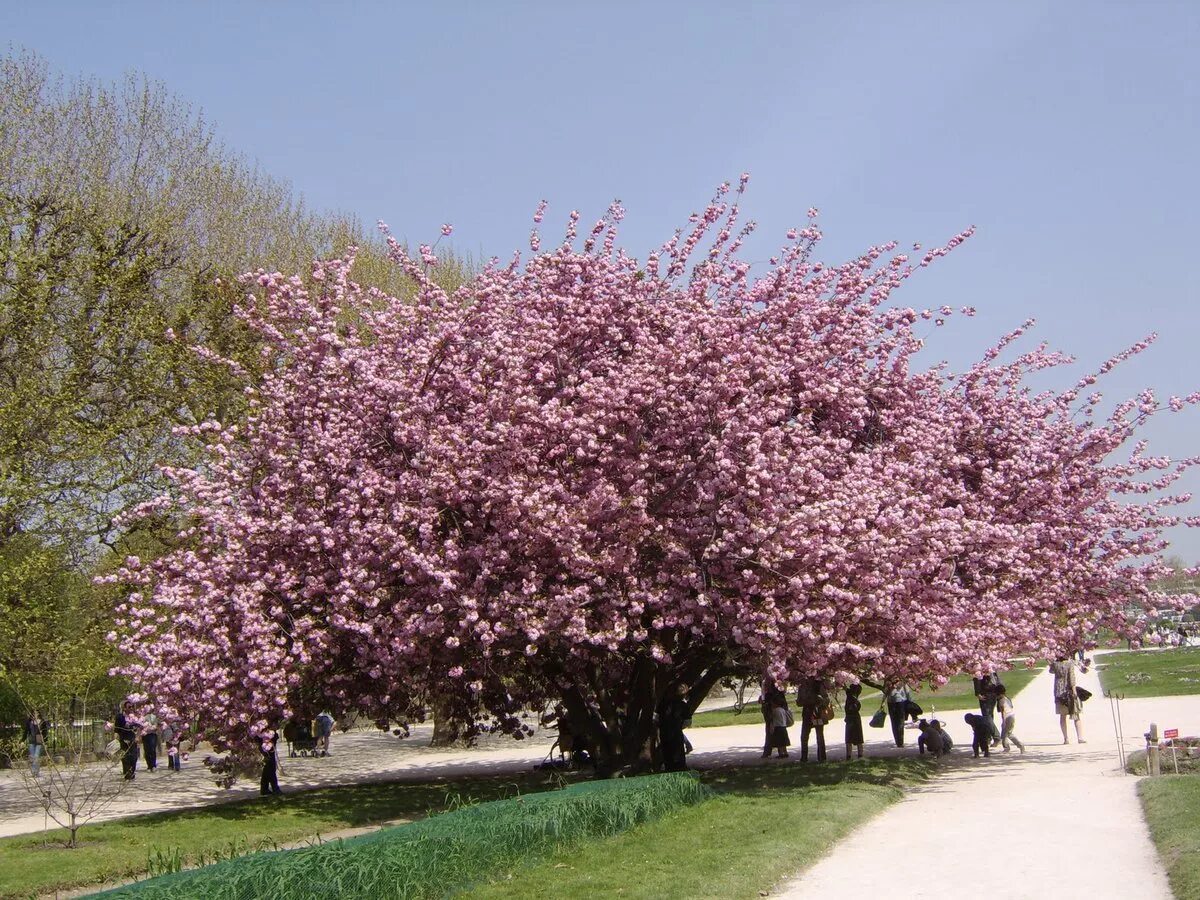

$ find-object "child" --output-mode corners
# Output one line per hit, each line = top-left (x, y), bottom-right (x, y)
(995, 685), (1025, 753)
(963, 713), (991, 757)
(843, 683), (864, 760)
(917, 718), (952, 757)
(769, 697), (792, 758)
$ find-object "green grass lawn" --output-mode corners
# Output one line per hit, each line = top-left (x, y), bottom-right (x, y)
(1097, 647), (1200, 698)
(0, 757), (934, 900)
(1139, 776), (1200, 899)
(691, 665), (1041, 729)
(461, 758), (932, 899)
(0, 770), (580, 899)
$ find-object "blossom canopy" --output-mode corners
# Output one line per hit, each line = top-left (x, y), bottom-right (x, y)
(110, 181), (1198, 761)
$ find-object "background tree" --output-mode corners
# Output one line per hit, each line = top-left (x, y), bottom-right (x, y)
(0, 50), (468, 709)
(112, 183), (1199, 774)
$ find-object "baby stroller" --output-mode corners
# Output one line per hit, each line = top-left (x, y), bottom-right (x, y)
(283, 719), (318, 757)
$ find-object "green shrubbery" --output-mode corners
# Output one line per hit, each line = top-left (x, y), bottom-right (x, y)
(92, 773), (711, 899)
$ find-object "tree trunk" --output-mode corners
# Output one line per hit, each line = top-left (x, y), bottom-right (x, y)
(560, 655), (737, 776)
(429, 699), (461, 747)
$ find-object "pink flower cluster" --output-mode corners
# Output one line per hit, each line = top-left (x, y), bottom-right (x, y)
(109, 186), (1198, 751)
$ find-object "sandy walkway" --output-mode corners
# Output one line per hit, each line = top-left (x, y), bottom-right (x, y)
(773, 662), (1200, 900)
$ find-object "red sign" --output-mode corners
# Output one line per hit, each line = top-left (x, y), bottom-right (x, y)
(1164, 728), (1179, 739)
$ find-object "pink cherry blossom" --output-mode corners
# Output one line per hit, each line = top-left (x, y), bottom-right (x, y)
(111, 185), (1198, 771)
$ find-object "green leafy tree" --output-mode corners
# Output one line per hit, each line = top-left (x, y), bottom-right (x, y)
(0, 50), (468, 707)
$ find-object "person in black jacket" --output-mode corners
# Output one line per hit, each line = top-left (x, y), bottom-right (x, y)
(114, 702), (140, 780)
(972, 673), (1002, 746)
(260, 729), (283, 796)
(963, 713), (992, 757)
(657, 684), (690, 772)
(796, 677), (828, 763)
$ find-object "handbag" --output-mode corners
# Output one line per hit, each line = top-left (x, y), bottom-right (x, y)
(868, 707), (887, 728)
(1075, 686), (1092, 703)
(905, 699), (923, 717)
(783, 706), (795, 728)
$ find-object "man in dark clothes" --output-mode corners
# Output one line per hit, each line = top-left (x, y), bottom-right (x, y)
(260, 729), (283, 796)
(657, 684), (690, 772)
(796, 677), (828, 762)
(963, 713), (992, 757)
(972, 673), (1003, 745)
(114, 702), (139, 781)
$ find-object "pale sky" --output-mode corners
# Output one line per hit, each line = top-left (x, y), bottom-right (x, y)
(4, 0), (1198, 559)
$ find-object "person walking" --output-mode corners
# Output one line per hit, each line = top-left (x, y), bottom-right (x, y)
(25, 710), (47, 777)
(1050, 656), (1086, 744)
(314, 711), (335, 757)
(886, 683), (913, 748)
(115, 702), (140, 781)
(995, 685), (1025, 753)
(796, 677), (828, 763)
(142, 713), (160, 772)
(260, 728), (283, 796)
(843, 683), (865, 760)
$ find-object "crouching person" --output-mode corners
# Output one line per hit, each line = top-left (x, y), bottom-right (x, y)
(963, 713), (992, 758)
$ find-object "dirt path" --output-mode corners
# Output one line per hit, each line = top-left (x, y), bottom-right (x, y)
(771, 662), (1199, 899)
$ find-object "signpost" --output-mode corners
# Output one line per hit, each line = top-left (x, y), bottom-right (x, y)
(1163, 728), (1180, 774)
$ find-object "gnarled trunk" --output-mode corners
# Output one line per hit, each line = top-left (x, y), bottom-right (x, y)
(558, 655), (735, 776)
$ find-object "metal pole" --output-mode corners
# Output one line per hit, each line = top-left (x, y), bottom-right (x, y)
(1114, 692), (1126, 769)
(1107, 691), (1127, 772)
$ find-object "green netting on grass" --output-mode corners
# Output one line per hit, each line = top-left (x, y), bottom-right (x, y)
(90, 772), (711, 899)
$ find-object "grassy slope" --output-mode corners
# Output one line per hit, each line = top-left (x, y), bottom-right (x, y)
(1138, 777), (1200, 900)
(691, 666), (1041, 729)
(462, 758), (931, 900)
(0, 771), (578, 899)
(1097, 647), (1200, 698)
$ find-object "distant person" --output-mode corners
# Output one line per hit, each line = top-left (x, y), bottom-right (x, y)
(260, 728), (283, 796)
(972, 672), (1002, 746)
(795, 677), (828, 763)
(1050, 656), (1086, 744)
(759, 680), (786, 759)
(843, 683), (864, 760)
(917, 718), (952, 757)
(159, 720), (180, 772)
(314, 711), (335, 757)
(657, 684), (691, 772)
(142, 713), (160, 772)
(963, 713), (992, 757)
(25, 710), (47, 777)
(995, 685), (1025, 753)
(768, 695), (792, 758)
(115, 702), (140, 780)
(886, 683), (913, 748)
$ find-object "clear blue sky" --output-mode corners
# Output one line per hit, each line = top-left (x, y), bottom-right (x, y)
(5, 1), (1199, 560)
